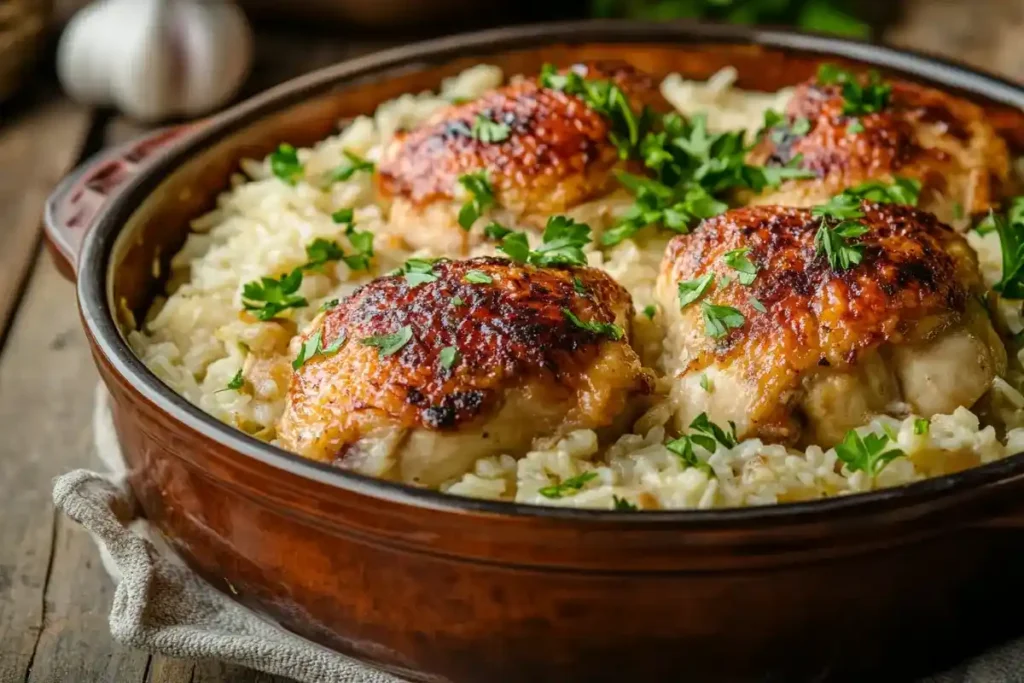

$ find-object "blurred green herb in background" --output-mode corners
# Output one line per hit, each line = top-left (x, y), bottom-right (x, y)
(591, 0), (870, 38)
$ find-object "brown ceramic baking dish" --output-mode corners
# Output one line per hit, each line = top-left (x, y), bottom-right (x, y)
(44, 20), (1024, 682)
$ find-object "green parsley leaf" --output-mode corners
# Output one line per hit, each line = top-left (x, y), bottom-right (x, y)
(483, 222), (513, 240)
(701, 301), (745, 338)
(497, 231), (530, 262)
(471, 112), (511, 143)
(270, 143), (303, 185)
(457, 170), (495, 230)
(847, 118), (865, 134)
(464, 270), (493, 284)
(397, 258), (439, 286)
(677, 272), (714, 309)
(840, 177), (922, 206)
(304, 238), (345, 270)
(689, 412), (738, 449)
(814, 219), (869, 271)
(573, 276), (589, 296)
(757, 154), (818, 188)
(791, 116), (812, 136)
(813, 193), (866, 221)
(563, 308), (624, 340)
(360, 326), (414, 357)
(342, 226), (375, 271)
(834, 429), (905, 476)
(538, 471), (599, 499)
(913, 417), (930, 435)
(291, 330), (346, 370)
(330, 150), (375, 182)
(665, 435), (713, 474)
(749, 296), (767, 313)
(612, 495), (638, 511)
(242, 268), (307, 321)
(439, 346), (460, 370)
(700, 373), (713, 393)
(451, 296), (465, 306)
(718, 274), (733, 288)
(816, 64), (892, 117)
(331, 208), (354, 225)
(953, 202), (965, 220)
(986, 197), (1024, 299)
(217, 370), (245, 393)
(529, 216), (592, 267)
(319, 298), (339, 312)
(642, 304), (656, 320)
(722, 247), (758, 286)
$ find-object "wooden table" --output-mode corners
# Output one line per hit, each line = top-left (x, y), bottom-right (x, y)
(1, 4), (1022, 682)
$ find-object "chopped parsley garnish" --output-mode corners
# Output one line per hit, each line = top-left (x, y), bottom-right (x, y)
(451, 296), (465, 306)
(816, 63), (892, 117)
(847, 119), (865, 134)
(642, 304), (656, 320)
(573, 276), (588, 295)
(791, 116), (812, 136)
(217, 370), (245, 393)
(464, 270), (493, 284)
(718, 274), (733, 288)
(396, 258), (439, 286)
(331, 208), (354, 225)
(471, 112), (511, 143)
(538, 471), (599, 499)
(913, 417), (930, 435)
(270, 143), (303, 185)
(483, 222), (513, 240)
(699, 373), (713, 393)
(360, 326), (414, 357)
(722, 247), (758, 286)
(690, 412), (738, 449)
(292, 329), (345, 370)
(700, 301), (745, 338)
(839, 177), (922, 206)
(749, 296), (767, 313)
(665, 435), (713, 475)
(319, 298), (339, 312)
(978, 197), (1024, 298)
(677, 272), (714, 309)
(342, 227), (375, 271)
(953, 202), (965, 220)
(603, 173), (727, 246)
(812, 194), (870, 271)
(242, 268), (307, 321)
(834, 429), (905, 476)
(563, 308), (624, 340)
(439, 346), (460, 370)
(329, 150), (375, 182)
(612, 495), (638, 511)
(304, 238), (345, 270)
(498, 216), (593, 267)
(457, 170), (494, 230)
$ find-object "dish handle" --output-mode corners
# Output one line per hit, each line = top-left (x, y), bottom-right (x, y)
(44, 125), (195, 281)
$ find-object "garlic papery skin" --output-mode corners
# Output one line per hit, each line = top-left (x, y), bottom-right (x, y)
(57, 0), (254, 122)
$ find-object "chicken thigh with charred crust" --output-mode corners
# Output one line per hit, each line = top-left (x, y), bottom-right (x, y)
(749, 70), (1010, 225)
(376, 61), (667, 255)
(277, 257), (654, 486)
(655, 202), (1005, 447)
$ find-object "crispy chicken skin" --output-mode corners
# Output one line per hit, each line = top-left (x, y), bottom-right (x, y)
(277, 257), (654, 486)
(377, 61), (666, 254)
(749, 76), (1011, 225)
(655, 203), (1006, 447)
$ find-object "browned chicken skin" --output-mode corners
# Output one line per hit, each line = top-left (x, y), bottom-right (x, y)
(277, 257), (653, 485)
(749, 76), (1011, 224)
(377, 61), (667, 254)
(656, 203), (1006, 447)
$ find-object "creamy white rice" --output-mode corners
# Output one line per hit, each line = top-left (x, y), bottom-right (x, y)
(129, 65), (1024, 510)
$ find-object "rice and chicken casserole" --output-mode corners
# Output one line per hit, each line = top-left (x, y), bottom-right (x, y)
(128, 60), (1024, 510)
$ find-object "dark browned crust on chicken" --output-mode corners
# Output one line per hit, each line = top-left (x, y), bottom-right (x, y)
(376, 61), (665, 214)
(286, 257), (651, 434)
(661, 202), (982, 401)
(750, 77), (1010, 215)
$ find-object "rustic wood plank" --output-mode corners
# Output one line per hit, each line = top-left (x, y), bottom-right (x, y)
(0, 252), (149, 683)
(0, 95), (91, 346)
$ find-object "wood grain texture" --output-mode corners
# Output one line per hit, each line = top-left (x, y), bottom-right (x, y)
(0, 95), (89, 346)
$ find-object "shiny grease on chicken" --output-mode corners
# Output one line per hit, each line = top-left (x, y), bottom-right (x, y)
(376, 61), (667, 254)
(655, 202), (1006, 447)
(749, 69), (1011, 225)
(277, 257), (654, 486)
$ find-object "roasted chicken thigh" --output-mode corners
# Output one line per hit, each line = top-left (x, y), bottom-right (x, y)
(656, 203), (1005, 447)
(277, 257), (653, 485)
(749, 72), (1011, 225)
(377, 61), (666, 254)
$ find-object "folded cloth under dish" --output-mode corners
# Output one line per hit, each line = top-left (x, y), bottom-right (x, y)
(50, 386), (1024, 683)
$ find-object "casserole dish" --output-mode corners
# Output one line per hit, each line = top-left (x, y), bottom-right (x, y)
(45, 20), (1024, 682)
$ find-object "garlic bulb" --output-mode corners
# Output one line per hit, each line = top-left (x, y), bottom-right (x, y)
(57, 0), (253, 121)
